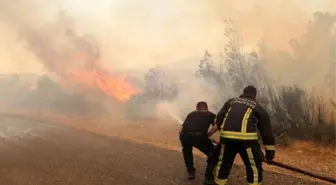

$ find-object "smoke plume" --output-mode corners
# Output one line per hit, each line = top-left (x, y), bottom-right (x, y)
(0, 0), (334, 122)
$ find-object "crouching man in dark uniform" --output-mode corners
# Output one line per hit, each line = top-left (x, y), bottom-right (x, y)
(208, 85), (276, 185)
(179, 101), (216, 181)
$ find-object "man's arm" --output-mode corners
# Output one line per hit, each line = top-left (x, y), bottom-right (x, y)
(208, 99), (232, 137)
(209, 112), (217, 126)
(207, 124), (218, 137)
(207, 112), (217, 136)
(179, 113), (190, 135)
(178, 126), (183, 135)
(257, 105), (275, 162)
(215, 99), (233, 128)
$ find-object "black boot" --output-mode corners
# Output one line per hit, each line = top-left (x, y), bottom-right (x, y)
(203, 176), (214, 185)
(187, 171), (196, 180)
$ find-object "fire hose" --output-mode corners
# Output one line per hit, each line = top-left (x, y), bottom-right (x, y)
(172, 116), (336, 184)
(265, 160), (336, 184)
(207, 139), (336, 184)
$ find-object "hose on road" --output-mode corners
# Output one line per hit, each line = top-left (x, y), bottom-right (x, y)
(266, 160), (336, 184)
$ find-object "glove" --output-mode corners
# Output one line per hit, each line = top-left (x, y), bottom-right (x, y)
(265, 149), (275, 162)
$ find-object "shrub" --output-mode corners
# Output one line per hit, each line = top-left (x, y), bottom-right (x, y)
(197, 15), (335, 145)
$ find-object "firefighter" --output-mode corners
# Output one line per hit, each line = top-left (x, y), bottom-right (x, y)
(207, 85), (275, 185)
(179, 101), (216, 181)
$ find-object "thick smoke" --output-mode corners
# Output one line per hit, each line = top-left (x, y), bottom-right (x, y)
(0, 0), (334, 124)
(0, 6), (100, 82)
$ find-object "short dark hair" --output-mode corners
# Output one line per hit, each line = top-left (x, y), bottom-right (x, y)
(196, 101), (208, 110)
(243, 85), (257, 97)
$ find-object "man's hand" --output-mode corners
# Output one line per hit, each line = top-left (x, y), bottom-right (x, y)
(260, 149), (274, 164)
(262, 154), (273, 164)
(265, 151), (275, 162)
(210, 138), (219, 145)
(207, 125), (218, 137)
(178, 127), (182, 136)
(264, 146), (275, 164)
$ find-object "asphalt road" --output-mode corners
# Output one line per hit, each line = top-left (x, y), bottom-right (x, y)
(0, 117), (330, 185)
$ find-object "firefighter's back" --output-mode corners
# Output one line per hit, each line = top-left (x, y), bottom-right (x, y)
(182, 110), (216, 134)
(213, 85), (274, 185)
(220, 95), (261, 143)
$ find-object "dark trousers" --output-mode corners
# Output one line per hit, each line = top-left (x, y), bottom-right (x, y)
(205, 143), (221, 180)
(214, 140), (263, 185)
(179, 132), (214, 173)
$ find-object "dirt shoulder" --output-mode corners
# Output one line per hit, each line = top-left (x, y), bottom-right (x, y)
(0, 111), (334, 185)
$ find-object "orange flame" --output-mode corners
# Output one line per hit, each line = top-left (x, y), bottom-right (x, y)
(94, 72), (141, 102)
(61, 51), (141, 102)
(67, 68), (141, 102)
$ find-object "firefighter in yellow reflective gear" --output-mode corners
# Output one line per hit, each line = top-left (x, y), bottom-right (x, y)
(208, 85), (275, 185)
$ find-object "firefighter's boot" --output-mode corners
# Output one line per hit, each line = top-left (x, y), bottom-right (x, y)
(188, 171), (196, 180)
(203, 177), (214, 185)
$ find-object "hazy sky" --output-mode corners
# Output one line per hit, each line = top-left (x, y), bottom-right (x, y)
(0, 0), (334, 74)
